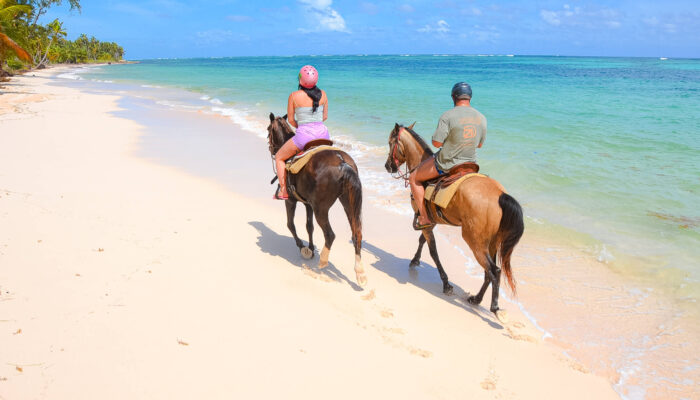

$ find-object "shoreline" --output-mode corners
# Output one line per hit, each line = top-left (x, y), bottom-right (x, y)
(48, 64), (700, 398)
(1, 66), (697, 398)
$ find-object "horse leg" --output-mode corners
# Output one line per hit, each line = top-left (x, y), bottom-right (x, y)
(487, 253), (502, 314)
(285, 200), (304, 252)
(467, 270), (490, 305)
(461, 226), (497, 307)
(302, 203), (315, 259)
(423, 228), (453, 295)
(339, 190), (366, 287)
(313, 206), (336, 270)
(409, 234), (426, 268)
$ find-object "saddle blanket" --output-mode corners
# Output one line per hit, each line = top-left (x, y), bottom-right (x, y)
(286, 145), (341, 174)
(424, 173), (486, 208)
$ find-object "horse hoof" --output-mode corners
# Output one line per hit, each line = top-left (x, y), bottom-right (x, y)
(409, 259), (420, 268)
(300, 247), (313, 260)
(444, 285), (454, 296)
(495, 310), (509, 324)
(466, 295), (479, 305)
(356, 273), (367, 287)
(318, 260), (328, 269)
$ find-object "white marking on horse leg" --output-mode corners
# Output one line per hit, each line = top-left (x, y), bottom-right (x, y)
(354, 254), (367, 287)
(319, 246), (330, 269)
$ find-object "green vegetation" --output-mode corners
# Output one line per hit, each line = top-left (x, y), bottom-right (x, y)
(0, 0), (124, 76)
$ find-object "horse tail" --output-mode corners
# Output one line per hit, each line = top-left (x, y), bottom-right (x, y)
(340, 161), (363, 240)
(497, 192), (524, 295)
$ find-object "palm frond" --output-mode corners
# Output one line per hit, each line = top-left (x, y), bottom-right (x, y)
(0, 4), (32, 21)
(0, 31), (31, 62)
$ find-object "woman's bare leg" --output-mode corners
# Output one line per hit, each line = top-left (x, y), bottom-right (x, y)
(275, 139), (300, 197)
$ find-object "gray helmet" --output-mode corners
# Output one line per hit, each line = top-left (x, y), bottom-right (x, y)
(451, 82), (472, 99)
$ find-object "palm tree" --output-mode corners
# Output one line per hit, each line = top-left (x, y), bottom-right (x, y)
(0, 0), (32, 69)
(36, 17), (63, 67)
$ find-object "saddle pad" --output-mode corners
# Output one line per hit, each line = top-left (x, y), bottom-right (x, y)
(424, 173), (486, 208)
(286, 145), (342, 174)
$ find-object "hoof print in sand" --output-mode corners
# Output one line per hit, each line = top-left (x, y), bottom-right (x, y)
(302, 264), (333, 282)
(505, 326), (537, 343)
(408, 346), (432, 358)
(379, 308), (394, 318)
(361, 289), (376, 301)
(480, 367), (498, 390)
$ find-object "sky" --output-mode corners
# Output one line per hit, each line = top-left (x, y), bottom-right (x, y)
(43, 0), (700, 59)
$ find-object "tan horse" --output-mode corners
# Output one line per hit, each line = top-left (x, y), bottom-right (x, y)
(384, 124), (523, 320)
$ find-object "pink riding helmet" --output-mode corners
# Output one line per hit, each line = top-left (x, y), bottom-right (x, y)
(298, 65), (318, 89)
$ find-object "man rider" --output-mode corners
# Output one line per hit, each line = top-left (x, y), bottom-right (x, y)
(409, 82), (487, 230)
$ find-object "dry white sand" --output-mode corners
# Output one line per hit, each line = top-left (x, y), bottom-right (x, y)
(0, 70), (618, 399)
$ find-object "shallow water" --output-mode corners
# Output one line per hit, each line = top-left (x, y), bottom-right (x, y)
(76, 57), (700, 299)
(62, 56), (700, 398)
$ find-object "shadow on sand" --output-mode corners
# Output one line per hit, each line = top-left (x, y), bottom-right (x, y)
(362, 240), (503, 330)
(248, 221), (363, 292)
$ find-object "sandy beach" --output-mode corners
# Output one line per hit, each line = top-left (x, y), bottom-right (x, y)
(0, 68), (627, 399)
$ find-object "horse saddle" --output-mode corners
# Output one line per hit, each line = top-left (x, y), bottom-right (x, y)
(286, 139), (339, 174)
(423, 163), (485, 209)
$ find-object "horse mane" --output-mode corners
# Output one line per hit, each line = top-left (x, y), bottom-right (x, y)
(275, 115), (295, 141)
(401, 125), (434, 156)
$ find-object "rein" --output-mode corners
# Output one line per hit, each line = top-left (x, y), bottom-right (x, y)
(390, 127), (418, 186)
(267, 118), (290, 184)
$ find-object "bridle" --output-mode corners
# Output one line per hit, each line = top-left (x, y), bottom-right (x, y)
(389, 127), (418, 185)
(267, 118), (289, 184)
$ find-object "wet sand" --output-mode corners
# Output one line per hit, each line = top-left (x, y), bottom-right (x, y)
(0, 67), (644, 399)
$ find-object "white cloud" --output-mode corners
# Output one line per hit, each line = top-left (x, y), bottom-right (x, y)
(418, 20), (450, 34)
(540, 10), (561, 26)
(298, 0), (349, 32)
(540, 5), (621, 29)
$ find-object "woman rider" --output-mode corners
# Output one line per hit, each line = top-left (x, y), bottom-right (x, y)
(274, 65), (329, 200)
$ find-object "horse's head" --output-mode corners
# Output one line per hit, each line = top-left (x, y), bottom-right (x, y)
(385, 123), (405, 173)
(267, 112), (294, 156)
(385, 122), (417, 173)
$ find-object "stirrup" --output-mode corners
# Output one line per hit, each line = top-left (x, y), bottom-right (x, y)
(412, 213), (435, 231)
(273, 185), (288, 200)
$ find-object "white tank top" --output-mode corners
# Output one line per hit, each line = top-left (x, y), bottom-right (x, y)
(295, 105), (324, 125)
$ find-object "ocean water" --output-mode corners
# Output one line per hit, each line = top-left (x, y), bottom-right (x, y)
(77, 56), (700, 294)
(67, 56), (700, 397)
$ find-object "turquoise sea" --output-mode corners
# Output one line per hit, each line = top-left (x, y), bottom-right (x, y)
(76, 55), (700, 293)
(63, 55), (700, 398)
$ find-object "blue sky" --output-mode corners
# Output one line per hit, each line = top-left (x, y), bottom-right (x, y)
(44, 0), (700, 59)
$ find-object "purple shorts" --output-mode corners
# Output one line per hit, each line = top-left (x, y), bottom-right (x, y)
(292, 122), (330, 150)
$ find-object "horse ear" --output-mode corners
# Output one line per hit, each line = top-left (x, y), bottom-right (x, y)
(394, 123), (400, 130)
(282, 114), (288, 120)
(269, 113), (275, 122)
(408, 121), (416, 130)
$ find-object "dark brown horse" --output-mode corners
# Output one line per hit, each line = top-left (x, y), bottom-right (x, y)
(385, 124), (523, 321)
(267, 113), (367, 286)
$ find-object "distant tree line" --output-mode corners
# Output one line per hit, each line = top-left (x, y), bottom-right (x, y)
(1, 0), (124, 75)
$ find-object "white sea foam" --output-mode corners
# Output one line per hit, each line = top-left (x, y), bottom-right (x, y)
(141, 84), (162, 88)
(210, 106), (266, 136)
(210, 98), (224, 105)
(200, 95), (211, 100)
(595, 244), (615, 264)
(57, 73), (83, 80)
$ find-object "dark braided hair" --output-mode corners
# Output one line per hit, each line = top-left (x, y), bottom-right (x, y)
(299, 84), (322, 113)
